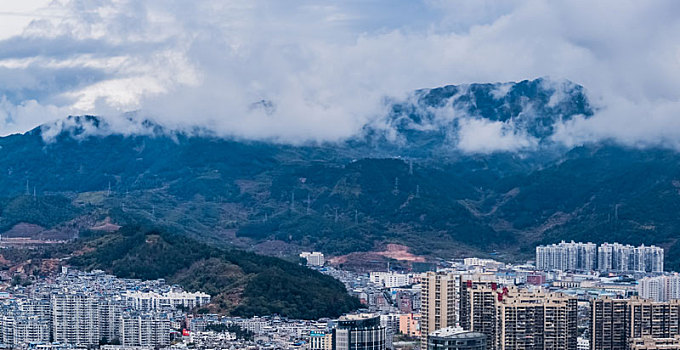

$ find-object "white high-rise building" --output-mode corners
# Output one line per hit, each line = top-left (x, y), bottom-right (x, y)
(120, 312), (171, 347)
(638, 244), (665, 273)
(637, 274), (680, 302)
(300, 252), (325, 266)
(0, 315), (51, 346)
(99, 298), (124, 343)
(536, 241), (596, 271)
(51, 292), (101, 346)
(10, 315), (51, 346)
(598, 243), (663, 273)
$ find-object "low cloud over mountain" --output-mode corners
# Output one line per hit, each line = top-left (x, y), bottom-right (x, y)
(1, 1), (680, 150)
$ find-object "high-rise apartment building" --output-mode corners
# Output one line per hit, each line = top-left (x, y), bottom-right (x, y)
(120, 312), (172, 347)
(0, 315), (51, 346)
(536, 241), (597, 271)
(629, 298), (680, 339)
(494, 289), (577, 350)
(460, 281), (497, 347)
(591, 298), (630, 350)
(99, 298), (124, 343)
(421, 272), (461, 348)
(598, 243), (664, 273)
(536, 241), (664, 273)
(590, 297), (680, 350)
(638, 274), (680, 302)
(462, 286), (577, 350)
(51, 292), (101, 346)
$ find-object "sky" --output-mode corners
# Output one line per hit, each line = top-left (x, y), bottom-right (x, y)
(0, 0), (679, 151)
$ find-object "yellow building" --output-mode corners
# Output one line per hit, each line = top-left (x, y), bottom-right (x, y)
(399, 313), (421, 337)
(421, 272), (461, 348)
(309, 330), (332, 350)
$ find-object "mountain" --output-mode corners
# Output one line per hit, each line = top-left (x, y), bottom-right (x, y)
(2, 78), (680, 270)
(69, 226), (362, 319)
(355, 77), (592, 157)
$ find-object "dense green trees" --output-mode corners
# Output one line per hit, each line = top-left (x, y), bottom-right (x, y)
(69, 226), (362, 319)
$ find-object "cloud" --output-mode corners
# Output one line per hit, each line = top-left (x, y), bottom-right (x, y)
(457, 118), (537, 154)
(0, 0), (678, 151)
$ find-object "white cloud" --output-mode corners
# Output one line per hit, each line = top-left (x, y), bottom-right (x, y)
(0, 0), (678, 151)
(458, 118), (537, 154)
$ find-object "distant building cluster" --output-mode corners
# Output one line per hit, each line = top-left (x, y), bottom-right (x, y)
(536, 241), (663, 273)
(536, 241), (597, 271)
(0, 269), (210, 348)
(598, 242), (664, 273)
(123, 290), (210, 311)
(637, 273), (680, 302)
(185, 313), (388, 350)
(369, 272), (412, 288)
(462, 258), (504, 270)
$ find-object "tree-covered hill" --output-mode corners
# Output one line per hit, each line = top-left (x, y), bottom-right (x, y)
(69, 226), (362, 319)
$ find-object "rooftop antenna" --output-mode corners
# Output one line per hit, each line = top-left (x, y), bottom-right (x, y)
(306, 194), (311, 215)
(334, 208), (339, 223)
(355, 210), (358, 225)
(152, 204), (155, 216)
(33, 187), (36, 199)
(264, 213), (268, 223)
(107, 182), (111, 196)
(290, 192), (295, 212)
(409, 160), (413, 175)
(25, 180), (29, 196)
(415, 185), (420, 198)
(122, 202), (126, 212)
(392, 177), (399, 195)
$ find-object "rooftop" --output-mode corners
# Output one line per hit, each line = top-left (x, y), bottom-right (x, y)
(429, 327), (486, 339)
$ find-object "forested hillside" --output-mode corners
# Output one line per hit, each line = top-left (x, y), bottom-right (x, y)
(2, 79), (680, 270)
(70, 226), (362, 319)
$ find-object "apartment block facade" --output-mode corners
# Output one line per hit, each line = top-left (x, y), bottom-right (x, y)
(536, 241), (664, 273)
(461, 286), (577, 350)
(598, 243), (664, 273)
(591, 297), (680, 350)
(421, 272), (461, 348)
(536, 241), (597, 272)
(638, 274), (680, 302)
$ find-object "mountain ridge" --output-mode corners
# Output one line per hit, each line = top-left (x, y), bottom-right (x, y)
(2, 78), (680, 271)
